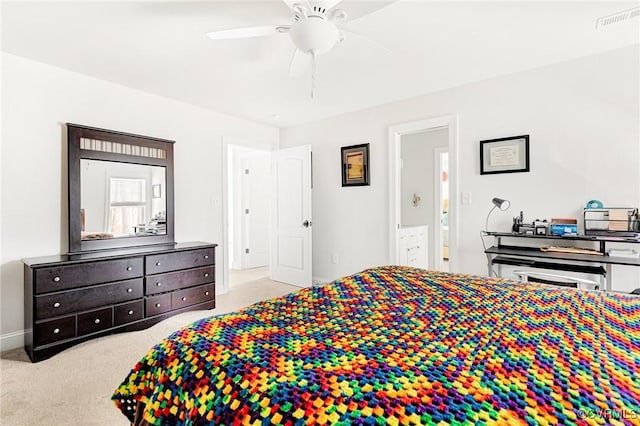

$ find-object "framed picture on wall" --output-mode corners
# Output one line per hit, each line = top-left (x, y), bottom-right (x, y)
(341, 143), (370, 186)
(480, 135), (530, 175)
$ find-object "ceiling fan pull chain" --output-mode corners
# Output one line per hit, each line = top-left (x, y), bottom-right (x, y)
(311, 51), (316, 99)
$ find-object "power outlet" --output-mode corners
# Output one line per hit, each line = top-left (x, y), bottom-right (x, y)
(331, 253), (339, 264)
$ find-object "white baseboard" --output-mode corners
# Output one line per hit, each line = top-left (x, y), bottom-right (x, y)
(312, 276), (332, 286)
(0, 329), (26, 352)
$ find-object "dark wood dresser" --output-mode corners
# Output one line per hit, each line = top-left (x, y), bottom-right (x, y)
(23, 242), (216, 362)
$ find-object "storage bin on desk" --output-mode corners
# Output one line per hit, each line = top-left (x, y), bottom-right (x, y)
(584, 208), (638, 236)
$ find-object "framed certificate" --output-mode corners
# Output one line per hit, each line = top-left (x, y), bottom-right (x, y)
(480, 135), (529, 175)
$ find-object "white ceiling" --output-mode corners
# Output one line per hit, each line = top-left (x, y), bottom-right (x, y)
(2, 1), (639, 127)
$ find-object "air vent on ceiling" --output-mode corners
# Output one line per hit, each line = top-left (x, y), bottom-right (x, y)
(596, 7), (640, 30)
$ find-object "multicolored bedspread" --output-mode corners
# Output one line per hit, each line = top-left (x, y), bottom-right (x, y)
(113, 266), (640, 425)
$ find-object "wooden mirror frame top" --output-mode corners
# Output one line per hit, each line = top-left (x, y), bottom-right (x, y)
(67, 123), (175, 253)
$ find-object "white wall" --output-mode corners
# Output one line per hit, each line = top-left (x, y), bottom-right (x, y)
(0, 53), (278, 350)
(280, 46), (640, 291)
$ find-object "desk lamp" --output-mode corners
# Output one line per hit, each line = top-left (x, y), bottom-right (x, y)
(485, 197), (511, 232)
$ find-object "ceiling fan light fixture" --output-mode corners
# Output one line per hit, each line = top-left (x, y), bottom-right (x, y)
(288, 17), (339, 55)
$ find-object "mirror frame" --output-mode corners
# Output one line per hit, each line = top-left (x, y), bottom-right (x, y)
(67, 123), (175, 253)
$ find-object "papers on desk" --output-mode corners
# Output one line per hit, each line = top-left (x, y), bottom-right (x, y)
(607, 248), (640, 258)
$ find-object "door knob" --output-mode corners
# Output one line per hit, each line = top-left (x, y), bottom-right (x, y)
(303, 220), (311, 228)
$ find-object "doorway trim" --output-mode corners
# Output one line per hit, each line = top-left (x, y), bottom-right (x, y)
(433, 146), (448, 271)
(388, 114), (459, 271)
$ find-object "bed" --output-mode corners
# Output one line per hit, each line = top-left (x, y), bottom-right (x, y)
(113, 266), (640, 425)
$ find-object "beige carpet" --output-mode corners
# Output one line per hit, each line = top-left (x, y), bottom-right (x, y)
(0, 278), (298, 426)
(229, 266), (270, 288)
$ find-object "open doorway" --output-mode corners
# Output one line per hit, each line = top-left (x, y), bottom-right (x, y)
(227, 144), (271, 287)
(222, 142), (313, 293)
(399, 128), (448, 270)
(388, 115), (458, 272)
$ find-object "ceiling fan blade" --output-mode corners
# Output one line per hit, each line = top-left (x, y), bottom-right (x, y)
(281, 0), (311, 13)
(339, 28), (392, 54)
(206, 26), (289, 40)
(289, 48), (311, 77)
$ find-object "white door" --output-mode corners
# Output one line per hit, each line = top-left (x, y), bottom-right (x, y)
(241, 151), (271, 269)
(271, 145), (312, 287)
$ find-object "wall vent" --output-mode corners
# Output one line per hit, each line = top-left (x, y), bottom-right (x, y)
(596, 7), (640, 30)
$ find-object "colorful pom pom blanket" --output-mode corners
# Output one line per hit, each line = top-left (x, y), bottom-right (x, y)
(113, 266), (640, 425)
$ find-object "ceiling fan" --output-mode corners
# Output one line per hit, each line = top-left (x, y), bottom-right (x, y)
(206, 0), (389, 98)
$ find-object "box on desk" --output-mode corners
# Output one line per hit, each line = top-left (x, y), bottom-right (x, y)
(549, 218), (578, 236)
(549, 224), (578, 236)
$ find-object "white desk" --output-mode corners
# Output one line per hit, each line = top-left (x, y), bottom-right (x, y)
(484, 232), (640, 291)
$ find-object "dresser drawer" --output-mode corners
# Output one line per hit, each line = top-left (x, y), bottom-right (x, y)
(146, 293), (172, 316)
(114, 300), (144, 326)
(35, 278), (143, 320)
(34, 257), (143, 294)
(145, 248), (214, 274)
(145, 266), (214, 295)
(35, 316), (76, 346)
(172, 284), (215, 310)
(78, 307), (113, 336)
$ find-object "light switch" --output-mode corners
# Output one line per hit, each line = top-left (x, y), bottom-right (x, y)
(462, 192), (472, 205)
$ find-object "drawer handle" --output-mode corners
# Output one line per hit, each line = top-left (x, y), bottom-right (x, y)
(53, 328), (60, 334)
(127, 288), (133, 293)
(53, 302), (61, 308)
(205, 291), (209, 296)
(126, 266), (133, 271)
(128, 310), (134, 315)
(94, 318), (100, 324)
(181, 297), (187, 301)
(155, 303), (161, 308)
(53, 276), (61, 282)
(156, 282), (162, 287)
(204, 273), (209, 278)
(155, 262), (161, 266)
(204, 255), (209, 259)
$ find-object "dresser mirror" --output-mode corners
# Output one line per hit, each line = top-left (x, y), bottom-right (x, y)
(68, 124), (175, 253)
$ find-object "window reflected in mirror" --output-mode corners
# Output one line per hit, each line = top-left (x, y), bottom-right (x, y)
(80, 159), (166, 240)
